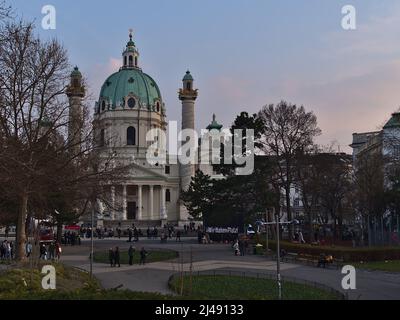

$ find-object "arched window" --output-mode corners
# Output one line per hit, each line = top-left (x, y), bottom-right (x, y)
(102, 100), (106, 111)
(166, 189), (171, 202)
(100, 129), (105, 147)
(156, 102), (160, 112)
(127, 126), (136, 146)
(135, 56), (138, 66)
(129, 55), (133, 66)
(124, 56), (127, 66)
(186, 82), (191, 90)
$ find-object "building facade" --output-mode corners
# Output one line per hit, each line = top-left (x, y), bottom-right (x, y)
(69, 32), (220, 227)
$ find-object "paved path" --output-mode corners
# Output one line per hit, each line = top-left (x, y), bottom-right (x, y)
(60, 238), (400, 300)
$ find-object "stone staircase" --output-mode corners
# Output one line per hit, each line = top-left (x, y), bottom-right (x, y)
(102, 220), (166, 229)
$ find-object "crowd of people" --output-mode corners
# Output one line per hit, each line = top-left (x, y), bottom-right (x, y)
(0, 240), (14, 260)
(62, 231), (81, 246)
(38, 241), (62, 261)
(108, 245), (148, 267)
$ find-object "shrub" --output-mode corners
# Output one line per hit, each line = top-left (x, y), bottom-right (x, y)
(258, 239), (400, 262)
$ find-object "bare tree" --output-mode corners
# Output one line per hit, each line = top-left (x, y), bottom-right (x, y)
(257, 101), (321, 240)
(0, 21), (128, 259)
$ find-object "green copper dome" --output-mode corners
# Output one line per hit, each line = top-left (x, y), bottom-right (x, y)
(99, 68), (162, 108)
(71, 66), (82, 77)
(384, 112), (400, 129)
(206, 114), (223, 131)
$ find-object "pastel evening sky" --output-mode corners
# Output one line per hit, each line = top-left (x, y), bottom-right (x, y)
(12, 0), (400, 152)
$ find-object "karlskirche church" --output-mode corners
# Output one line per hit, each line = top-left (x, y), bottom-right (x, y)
(67, 32), (222, 228)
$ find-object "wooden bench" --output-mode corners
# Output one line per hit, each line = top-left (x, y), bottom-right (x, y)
(281, 252), (298, 262)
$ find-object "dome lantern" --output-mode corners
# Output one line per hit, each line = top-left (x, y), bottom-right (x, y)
(122, 29), (139, 69)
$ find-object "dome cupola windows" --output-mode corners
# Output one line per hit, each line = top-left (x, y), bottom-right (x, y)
(122, 30), (139, 69)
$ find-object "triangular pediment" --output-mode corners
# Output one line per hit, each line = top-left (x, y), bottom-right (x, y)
(126, 162), (167, 180)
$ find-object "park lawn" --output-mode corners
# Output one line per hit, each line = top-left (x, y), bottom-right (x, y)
(353, 260), (400, 272)
(93, 249), (178, 265)
(170, 275), (341, 300)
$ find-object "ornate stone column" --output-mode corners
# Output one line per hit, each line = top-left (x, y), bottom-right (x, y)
(160, 186), (167, 220)
(122, 184), (127, 220)
(137, 185), (142, 220)
(111, 186), (116, 220)
(149, 185), (154, 220)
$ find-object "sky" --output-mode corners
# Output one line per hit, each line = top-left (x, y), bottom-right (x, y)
(10, 0), (400, 153)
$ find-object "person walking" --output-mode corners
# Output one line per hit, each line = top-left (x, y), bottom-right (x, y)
(233, 240), (240, 256)
(176, 230), (181, 242)
(114, 246), (121, 267)
(133, 228), (139, 242)
(109, 248), (115, 267)
(26, 241), (32, 258)
(238, 239), (245, 256)
(128, 245), (135, 265)
(117, 227), (122, 239)
(39, 243), (47, 260)
(139, 247), (148, 265)
(48, 242), (55, 261)
(55, 242), (62, 261)
(128, 228), (133, 242)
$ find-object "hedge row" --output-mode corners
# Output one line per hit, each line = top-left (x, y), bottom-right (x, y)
(257, 239), (400, 262)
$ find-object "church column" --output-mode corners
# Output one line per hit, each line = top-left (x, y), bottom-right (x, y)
(137, 185), (142, 220)
(149, 185), (154, 220)
(160, 186), (166, 220)
(122, 185), (127, 220)
(111, 186), (116, 220)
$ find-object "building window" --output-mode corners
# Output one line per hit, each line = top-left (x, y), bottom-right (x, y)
(127, 127), (136, 146)
(124, 56), (127, 66)
(100, 129), (105, 147)
(127, 97), (136, 108)
(135, 56), (138, 66)
(166, 189), (171, 202)
(156, 102), (160, 112)
(129, 55), (133, 66)
(186, 82), (191, 90)
(101, 100), (106, 111)
(165, 166), (170, 174)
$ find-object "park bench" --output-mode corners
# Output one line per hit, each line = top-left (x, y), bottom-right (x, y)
(283, 252), (299, 262)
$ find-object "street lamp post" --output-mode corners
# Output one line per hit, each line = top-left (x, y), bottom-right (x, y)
(265, 210), (269, 256)
(276, 214), (282, 300)
(90, 205), (94, 278)
(263, 216), (298, 300)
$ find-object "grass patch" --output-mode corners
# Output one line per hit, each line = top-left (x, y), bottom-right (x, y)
(353, 260), (400, 273)
(93, 249), (178, 265)
(170, 275), (341, 300)
(0, 263), (174, 300)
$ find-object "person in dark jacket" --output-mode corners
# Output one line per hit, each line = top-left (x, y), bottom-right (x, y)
(114, 246), (121, 267)
(108, 248), (115, 267)
(128, 245), (135, 265)
(127, 228), (133, 242)
(176, 230), (181, 242)
(139, 247), (148, 265)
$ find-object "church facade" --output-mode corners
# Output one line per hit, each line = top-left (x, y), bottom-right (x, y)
(69, 32), (222, 227)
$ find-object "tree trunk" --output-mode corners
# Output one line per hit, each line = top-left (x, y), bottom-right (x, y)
(16, 192), (29, 260)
